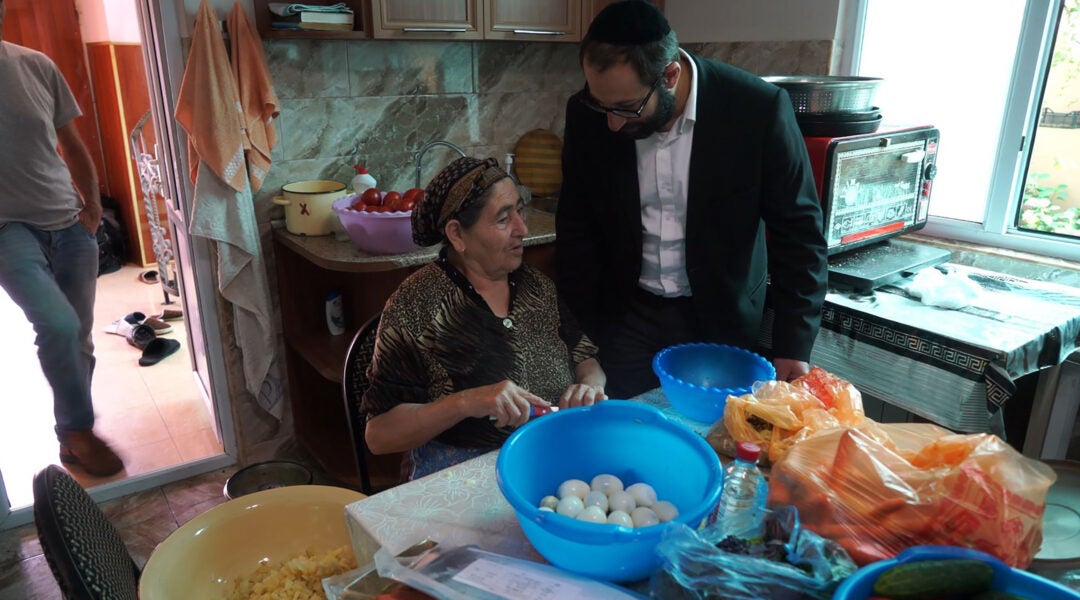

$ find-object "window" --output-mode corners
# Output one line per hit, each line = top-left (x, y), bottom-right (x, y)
(846, 0), (1080, 261)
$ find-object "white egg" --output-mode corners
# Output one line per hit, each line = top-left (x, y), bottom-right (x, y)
(555, 495), (584, 517)
(590, 473), (624, 496)
(626, 482), (657, 507)
(557, 479), (590, 500)
(651, 500), (679, 522)
(608, 490), (636, 513)
(606, 510), (634, 527)
(539, 495), (559, 510)
(583, 490), (609, 512)
(630, 506), (660, 528)
(539, 506), (555, 513)
(576, 505), (608, 523)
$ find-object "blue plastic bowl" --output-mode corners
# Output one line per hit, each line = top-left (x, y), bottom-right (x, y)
(496, 401), (724, 583)
(834, 545), (1080, 599)
(653, 343), (776, 423)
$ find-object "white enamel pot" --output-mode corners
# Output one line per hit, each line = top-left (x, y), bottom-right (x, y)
(273, 180), (347, 236)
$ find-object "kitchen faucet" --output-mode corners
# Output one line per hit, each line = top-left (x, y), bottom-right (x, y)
(414, 140), (466, 189)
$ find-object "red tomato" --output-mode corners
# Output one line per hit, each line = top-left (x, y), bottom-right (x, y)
(399, 196), (417, 212)
(350, 200), (366, 211)
(361, 188), (383, 207)
(403, 188), (424, 202)
(383, 191), (403, 211)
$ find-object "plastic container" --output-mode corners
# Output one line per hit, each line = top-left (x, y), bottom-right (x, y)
(350, 164), (376, 194)
(652, 343), (776, 423)
(704, 442), (767, 542)
(325, 290), (345, 335)
(333, 195), (420, 255)
(834, 545), (1080, 600)
(495, 401), (724, 583)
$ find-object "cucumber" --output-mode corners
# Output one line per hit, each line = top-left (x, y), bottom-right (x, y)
(872, 559), (994, 600)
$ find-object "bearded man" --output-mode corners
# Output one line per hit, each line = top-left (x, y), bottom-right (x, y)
(555, 0), (828, 398)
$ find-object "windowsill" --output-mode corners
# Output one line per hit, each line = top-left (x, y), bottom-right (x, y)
(903, 232), (1080, 288)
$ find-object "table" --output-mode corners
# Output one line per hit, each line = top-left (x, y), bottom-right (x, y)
(806, 263), (1080, 447)
(343, 390), (710, 584)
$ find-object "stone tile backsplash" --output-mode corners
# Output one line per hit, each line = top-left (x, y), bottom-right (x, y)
(258, 38), (832, 201)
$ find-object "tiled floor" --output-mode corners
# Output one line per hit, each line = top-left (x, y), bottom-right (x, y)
(0, 454), (343, 599)
(0, 264), (221, 510)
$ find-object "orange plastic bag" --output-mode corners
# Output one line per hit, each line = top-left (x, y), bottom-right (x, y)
(708, 366), (892, 465)
(767, 424), (1056, 568)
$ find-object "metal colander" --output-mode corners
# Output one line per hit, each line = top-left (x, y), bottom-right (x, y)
(763, 76), (883, 113)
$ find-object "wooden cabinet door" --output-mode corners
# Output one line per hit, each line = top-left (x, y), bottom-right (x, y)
(370, 0), (482, 40)
(485, 0), (581, 42)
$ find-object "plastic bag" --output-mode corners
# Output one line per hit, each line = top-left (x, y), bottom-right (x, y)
(651, 505), (857, 600)
(768, 424), (1057, 568)
(708, 367), (893, 465)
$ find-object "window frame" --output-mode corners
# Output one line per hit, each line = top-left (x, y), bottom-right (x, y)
(840, 0), (1078, 262)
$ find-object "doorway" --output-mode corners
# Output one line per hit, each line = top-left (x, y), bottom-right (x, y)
(0, 0), (237, 529)
(0, 266), (220, 510)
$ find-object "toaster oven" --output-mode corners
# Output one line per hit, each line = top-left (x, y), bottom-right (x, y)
(802, 125), (940, 256)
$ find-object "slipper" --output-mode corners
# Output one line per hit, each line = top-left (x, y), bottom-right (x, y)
(124, 311), (173, 335)
(139, 338), (180, 366)
(124, 323), (157, 350)
(139, 270), (159, 284)
(156, 307), (184, 322)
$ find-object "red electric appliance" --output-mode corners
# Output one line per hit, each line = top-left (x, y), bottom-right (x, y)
(801, 124), (951, 290)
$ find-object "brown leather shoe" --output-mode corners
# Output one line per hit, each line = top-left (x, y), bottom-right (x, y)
(58, 429), (124, 476)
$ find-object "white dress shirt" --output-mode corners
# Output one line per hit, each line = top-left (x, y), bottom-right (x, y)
(636, 49), (698, 298)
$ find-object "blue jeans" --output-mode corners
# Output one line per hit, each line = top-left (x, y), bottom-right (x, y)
(0, 221), (98, 433)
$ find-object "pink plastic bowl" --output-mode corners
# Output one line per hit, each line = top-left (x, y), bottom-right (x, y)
(333, 195), (420, 255)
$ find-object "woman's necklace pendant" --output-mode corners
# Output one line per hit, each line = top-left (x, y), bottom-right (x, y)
(502, 317), (513, 329)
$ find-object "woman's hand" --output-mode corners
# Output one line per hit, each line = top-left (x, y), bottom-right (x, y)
(464, 380), (548, 428)
(559, 383), (607, 409)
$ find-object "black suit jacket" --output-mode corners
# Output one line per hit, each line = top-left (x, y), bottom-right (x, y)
(555, 53), (828, 361)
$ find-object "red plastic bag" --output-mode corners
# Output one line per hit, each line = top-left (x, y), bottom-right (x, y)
(767, 424), (1056, 568)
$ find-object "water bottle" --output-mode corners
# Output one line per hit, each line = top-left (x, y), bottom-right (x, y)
(708, 441), (767, 543)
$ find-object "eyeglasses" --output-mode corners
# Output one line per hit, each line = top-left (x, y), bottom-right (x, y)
(579, 73), (664, 119)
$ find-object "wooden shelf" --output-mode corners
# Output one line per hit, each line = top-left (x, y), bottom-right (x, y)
(253, 0), (369, 39)
(288, 328), (355, 383)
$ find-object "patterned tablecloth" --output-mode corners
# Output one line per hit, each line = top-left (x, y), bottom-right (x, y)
(344, 389), (710, 570)
(808, 264), (1080, 434)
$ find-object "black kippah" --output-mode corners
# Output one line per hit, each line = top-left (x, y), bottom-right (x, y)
(586, 0), (670, 45)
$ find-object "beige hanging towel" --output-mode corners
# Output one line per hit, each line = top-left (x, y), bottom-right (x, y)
(174, 0), (246, 193)
(226, 2), (280, 192)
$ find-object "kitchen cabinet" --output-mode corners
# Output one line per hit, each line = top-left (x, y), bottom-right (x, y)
(484, 1), (581, 42)
(253, 0), (369, 39)
(369, 0), (483, 40)
(272, 209), (555, 490)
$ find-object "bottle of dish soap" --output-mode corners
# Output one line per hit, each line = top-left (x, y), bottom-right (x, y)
(351, 164), (377, 194)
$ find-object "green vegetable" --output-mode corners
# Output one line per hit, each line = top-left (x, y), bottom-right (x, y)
(872, 559), (994, 600)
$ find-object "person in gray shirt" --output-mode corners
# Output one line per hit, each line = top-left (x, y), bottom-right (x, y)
(0, 0), (122, 476)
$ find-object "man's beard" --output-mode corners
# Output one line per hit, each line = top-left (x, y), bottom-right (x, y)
(619, 86), (677, 140)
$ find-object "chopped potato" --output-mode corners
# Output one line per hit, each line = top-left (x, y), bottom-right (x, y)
(224, 545), (357, 600)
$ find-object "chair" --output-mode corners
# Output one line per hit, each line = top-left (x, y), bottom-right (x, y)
(342, 311), (381, 494)
(33, 465), (140, 600)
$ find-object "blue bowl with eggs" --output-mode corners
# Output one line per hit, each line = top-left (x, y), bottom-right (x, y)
(496, 401), (724, 583)
(653, 343), (775, 424)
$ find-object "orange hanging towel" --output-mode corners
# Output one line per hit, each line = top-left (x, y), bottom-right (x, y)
(226, 2), (280, 192)
(174, 0), (246, 193)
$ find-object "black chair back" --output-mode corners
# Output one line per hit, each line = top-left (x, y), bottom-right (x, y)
(342, 311), (381, 494)
(33, 465), (140, 600)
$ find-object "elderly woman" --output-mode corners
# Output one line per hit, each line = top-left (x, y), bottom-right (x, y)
(361, 156), (607, 480)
